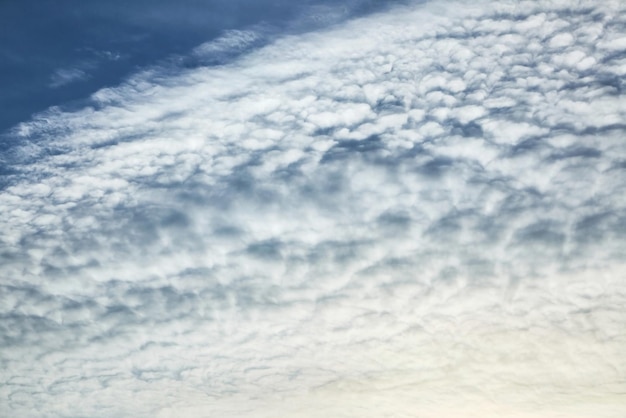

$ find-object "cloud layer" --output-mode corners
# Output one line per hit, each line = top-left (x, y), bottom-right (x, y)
(1, 0), (626, 416)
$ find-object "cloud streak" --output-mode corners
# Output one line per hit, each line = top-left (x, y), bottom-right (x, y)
(1, 0), (626, 416)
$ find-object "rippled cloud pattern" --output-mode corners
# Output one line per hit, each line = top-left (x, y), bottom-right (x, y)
(1, 0), (626, 417)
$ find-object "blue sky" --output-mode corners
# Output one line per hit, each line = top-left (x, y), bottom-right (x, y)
(1, 0), (626, 417)
(0, 0), (390, 133)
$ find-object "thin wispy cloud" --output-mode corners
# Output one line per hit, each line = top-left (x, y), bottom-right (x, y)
(49, 68), (90, 88)
(1, 0), (625, 417)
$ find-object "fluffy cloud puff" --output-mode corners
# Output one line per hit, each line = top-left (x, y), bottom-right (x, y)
(1, 0), (626, 417)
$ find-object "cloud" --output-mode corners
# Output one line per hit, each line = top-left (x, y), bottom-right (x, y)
(1, 0), (626, 417)
(49, 68), (90, 88)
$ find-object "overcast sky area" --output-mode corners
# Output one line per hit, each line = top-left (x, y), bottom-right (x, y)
(1, 0), (626, 417)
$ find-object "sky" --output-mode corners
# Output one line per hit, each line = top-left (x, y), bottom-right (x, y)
(1, 0), (625, 417)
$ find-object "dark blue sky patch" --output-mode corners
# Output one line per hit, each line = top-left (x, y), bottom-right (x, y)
(0, 0), (399, 134)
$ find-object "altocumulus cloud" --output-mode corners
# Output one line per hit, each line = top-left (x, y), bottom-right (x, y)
(1, 0), (626, 417)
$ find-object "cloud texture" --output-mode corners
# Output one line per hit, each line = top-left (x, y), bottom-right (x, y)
(1, 0), (626, 416)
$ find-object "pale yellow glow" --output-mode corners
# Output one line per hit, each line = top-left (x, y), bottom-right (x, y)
(155, 266), (626, 418)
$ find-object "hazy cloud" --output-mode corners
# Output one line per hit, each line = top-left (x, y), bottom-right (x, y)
(49, 68), (90, 88)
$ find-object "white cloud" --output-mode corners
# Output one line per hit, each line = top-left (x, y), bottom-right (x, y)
(1, 0), (626, 417)
(49, 67), (89, 88)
